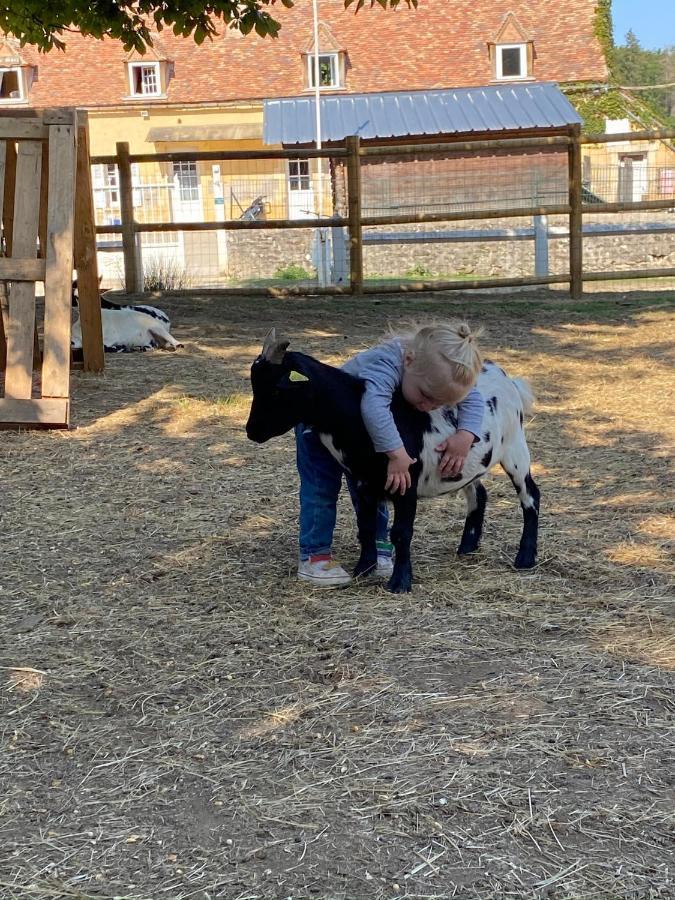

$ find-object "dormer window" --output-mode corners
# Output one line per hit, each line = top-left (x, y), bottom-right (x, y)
(129, 62), (161, 97)
(0, 67), (25, 102)
(307, 52), (341, 89)
(488, 13), (533, 82)
(495, 43), (528, 80)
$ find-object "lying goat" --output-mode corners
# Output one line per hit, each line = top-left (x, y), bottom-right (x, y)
(72, 278), (171, 328)
(71, 307), (182, 353)
(246, 330), (540, 593)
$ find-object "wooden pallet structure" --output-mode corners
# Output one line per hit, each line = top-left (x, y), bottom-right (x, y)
(0, 108), (103, 429)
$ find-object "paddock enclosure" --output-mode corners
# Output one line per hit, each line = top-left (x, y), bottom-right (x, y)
(1, 291), (673, 900)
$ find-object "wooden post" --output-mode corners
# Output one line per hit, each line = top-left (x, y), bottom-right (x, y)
(75, 120), (104, 372)
(3, 142), (42, 400)
(42, 120), (77, 408)
(568, 125), (583, 299)
(117, 141), (141, 293)
(346, 135), (363, 294)
(0, 139), (8, 371)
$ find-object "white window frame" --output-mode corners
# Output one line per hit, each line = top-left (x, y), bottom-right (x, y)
(128, 61), (162, 97)
(495, 43), (528, 80)
(0, 67), (25, 103)
(307, 53), (341, 89)
(172, 161), (200, 202)
(288, 159), (311, 192)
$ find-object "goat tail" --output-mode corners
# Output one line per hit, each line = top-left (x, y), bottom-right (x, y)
(511, 377), (535, 415)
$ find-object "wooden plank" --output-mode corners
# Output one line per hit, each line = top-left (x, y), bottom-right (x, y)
(117, 141), (141, 293)
(568, 125), (583, 300)
(359, 135), (572, 157)
(583, 267), (675, 282)
(346, 135), (363, 294)
(91, 148), (349, 166)
(0, 120), (49, 141)
(0, 259), (47, 280)
(74, 123), (104, 372)
(580, 127), (675, 144)
(582, 199), (675, 214)
(0, 397), (68, 425)
(0, 139), (6, 371)
(42, 124), (77, 400)
(42, 108), (76, 126)
(3, 139), (17, 256)
(3, 141), (42, 400)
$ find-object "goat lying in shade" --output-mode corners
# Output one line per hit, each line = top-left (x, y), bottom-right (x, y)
(246, 330), (540, 594)
(71, 307), (182, 354)
(72, 278), (171, 328)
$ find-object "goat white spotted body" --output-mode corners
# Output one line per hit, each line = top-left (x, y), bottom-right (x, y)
(246, 331), (540, 593)
(71, 307), (182, 353)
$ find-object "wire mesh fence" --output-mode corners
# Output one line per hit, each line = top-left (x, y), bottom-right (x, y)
(90, 130), (675, 295)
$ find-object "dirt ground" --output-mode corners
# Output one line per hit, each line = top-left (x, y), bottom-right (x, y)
(1, 290), (673, 900)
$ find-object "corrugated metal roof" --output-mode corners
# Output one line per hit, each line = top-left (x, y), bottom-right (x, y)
(263, 83), (581, 145)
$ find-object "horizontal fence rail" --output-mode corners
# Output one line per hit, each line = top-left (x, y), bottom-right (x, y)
(89, 126), (675, 298)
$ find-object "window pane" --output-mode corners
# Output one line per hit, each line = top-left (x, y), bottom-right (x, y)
(309, 54), (338, 87)
(0, 70), (21, 99)
(173, 161), (199, 201)
(501, 47), (522, 77)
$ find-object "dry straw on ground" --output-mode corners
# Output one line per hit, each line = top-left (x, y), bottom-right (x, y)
(1, 290), (673, 900)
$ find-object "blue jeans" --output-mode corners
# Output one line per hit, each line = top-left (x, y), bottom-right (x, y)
(296, 425), (389, 560)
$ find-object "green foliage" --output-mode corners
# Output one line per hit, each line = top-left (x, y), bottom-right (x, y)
(568, 88), (632, 133)
(2, 0), (416, 53)
(274, 263), (312, 280)
(404, 263), (435, 279)
(613, 34), (675, 125)
(593, 0), (615, 76)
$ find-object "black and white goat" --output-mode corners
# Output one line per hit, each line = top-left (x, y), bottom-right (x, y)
(246, 330), (540, 594)
(72, 279), (171, 328)
(71, 279), (181, 353)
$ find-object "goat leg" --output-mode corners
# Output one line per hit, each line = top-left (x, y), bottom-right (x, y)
(353, 486), (379, 578)
(387, 490), (417, 593)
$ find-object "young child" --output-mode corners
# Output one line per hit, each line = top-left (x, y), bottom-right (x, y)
(296, 320), (484, 586)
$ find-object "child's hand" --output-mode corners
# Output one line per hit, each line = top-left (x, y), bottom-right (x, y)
(385, 447), (417, 495)
(436, 430), (474, 477)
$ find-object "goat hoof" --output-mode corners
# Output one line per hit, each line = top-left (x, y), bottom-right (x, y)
(457, 542), (480, 556)
(514, 551), (536, 569)
(386, 575), (412, 594)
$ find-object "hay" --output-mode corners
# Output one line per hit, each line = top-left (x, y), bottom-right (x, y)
(0, 290), (673, 899)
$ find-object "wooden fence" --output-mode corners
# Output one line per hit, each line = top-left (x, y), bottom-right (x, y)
(91, 126), (675, 299)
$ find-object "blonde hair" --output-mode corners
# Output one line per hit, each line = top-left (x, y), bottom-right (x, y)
(395, 320), (483, 399)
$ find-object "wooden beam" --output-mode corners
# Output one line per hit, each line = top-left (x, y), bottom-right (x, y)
(117, 141), (141, 293)
(580, 127), (675, 144)
(0, 139), (7, 371)
(91, 148), (349, 166)
(42, 123), (77, 403)
(0, 259), (47, 280)
(74, 122), (104, 373)
(4, 141), (42, 400)
(0, 121), (49, 141)
(346, 135), (363, 295)
(0, 397), (68, 425)
(568, 125), (583, 300)
(359, 135), (571, 157)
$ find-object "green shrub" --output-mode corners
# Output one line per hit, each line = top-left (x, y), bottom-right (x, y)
(274, 263), (312, 281)
(405, 263), (434, 279)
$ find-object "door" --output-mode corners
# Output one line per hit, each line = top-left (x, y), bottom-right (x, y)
(172, 160), (203, 221)
(618, 155), (647, 202)
(287, 159), (315, 219)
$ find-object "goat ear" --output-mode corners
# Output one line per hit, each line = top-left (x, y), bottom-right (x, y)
(262, 328), (290, 364)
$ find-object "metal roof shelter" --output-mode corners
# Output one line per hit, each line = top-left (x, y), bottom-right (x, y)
(263, 82), (581, 145)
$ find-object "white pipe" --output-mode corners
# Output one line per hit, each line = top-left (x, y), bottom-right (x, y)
(311, 0), (328, 285)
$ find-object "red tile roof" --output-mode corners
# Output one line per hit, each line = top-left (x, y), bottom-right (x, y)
(7, 0), (607, 109)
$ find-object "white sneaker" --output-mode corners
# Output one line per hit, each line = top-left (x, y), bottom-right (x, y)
(298, 557), (352, 587)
